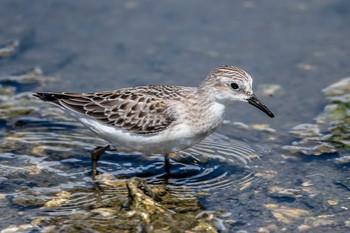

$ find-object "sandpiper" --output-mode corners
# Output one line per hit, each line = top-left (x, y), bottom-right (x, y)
(34, 65), (274, 179)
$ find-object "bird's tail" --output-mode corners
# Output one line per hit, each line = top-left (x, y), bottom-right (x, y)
(33, 92), (57, 101)
(32, 92), (72, 105)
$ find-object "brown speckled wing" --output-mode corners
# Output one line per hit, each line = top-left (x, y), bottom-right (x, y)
(35, 88), (176, 134)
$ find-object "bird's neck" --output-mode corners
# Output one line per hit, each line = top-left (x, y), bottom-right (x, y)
(185, 93), (226, 136)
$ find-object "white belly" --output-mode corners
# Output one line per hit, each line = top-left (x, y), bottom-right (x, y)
(66, 101), (225, 155)
(78, 117), (205, 154)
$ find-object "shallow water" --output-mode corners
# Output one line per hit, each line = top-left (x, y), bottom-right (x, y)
(1, 0), (350, 232)
(0, 87), (263, 231)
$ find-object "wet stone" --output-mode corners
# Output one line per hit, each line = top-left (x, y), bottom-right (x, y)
(0, 67), (43, 84)
(322, 77), (350, 97)
(304, 215), (337, 228)
(124, 177), (219, 232)
(284, 77), (350, 157)
(345, 220), (350, 227)
(126, 178), (168, 218)
(24, 177), (222, 232)
(257, 224), (279, 233)
(288, 124), (321, 138)
(0, 85), (15, 97)
(12, 193), (48, 207)
(264, 204), (310, 224)
(268, 186), (303, 199)
(282, 143), (337, 156)
(257, 84), (282, 96)
(0, 40), (19, 57)
(334, 156), (350, 164)
(0, 224), (33, 233)
(44, 191), (71, 207)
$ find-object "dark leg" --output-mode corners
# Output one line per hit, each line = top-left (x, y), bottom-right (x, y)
(91, 145), (110, 180)
(164, 153), (171, 176)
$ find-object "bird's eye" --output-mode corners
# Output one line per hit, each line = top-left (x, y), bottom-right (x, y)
(230, 83), (239, 90)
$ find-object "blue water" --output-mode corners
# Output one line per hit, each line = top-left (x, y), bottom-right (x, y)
(1, 0), (350, 232)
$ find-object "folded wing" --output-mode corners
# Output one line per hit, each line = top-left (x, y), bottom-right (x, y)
(33, 90), (175, 134)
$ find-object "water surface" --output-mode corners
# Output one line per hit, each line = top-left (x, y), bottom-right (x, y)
(1, 0), (350, 232)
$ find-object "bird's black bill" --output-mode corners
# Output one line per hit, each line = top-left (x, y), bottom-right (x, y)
(247, 94), (274, 118)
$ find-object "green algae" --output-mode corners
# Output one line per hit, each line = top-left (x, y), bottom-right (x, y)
(25, 177), (219, 233)
(283, 77), (350, 157)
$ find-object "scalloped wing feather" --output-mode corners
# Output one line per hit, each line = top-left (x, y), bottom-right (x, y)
(36, 89), (175, 135)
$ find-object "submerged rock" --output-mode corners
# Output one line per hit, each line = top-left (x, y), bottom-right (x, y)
(124, 177), (219, 232)
(264, 204), (310, 224)
(322, 77), (350, 97)
(282, 143), (337, 156)
(12, 189), (49, 207)
(257, 84), (283, 96)
(335, 156), (350, 164)
(43, 191), (71, 207)
(0, 40), (19, 57)
(0, 67), (43, 84)
(0, 224), (33, 233)
(268, 186), (303, 199)
(28, 177), (221, 232)
(283, 77), (350, 157)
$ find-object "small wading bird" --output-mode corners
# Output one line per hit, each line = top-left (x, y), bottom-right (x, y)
(34, 66), (274, 179)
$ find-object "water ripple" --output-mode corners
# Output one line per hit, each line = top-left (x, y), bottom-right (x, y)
(1, 117), (272, 194)
(1, 116), (272, 232)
